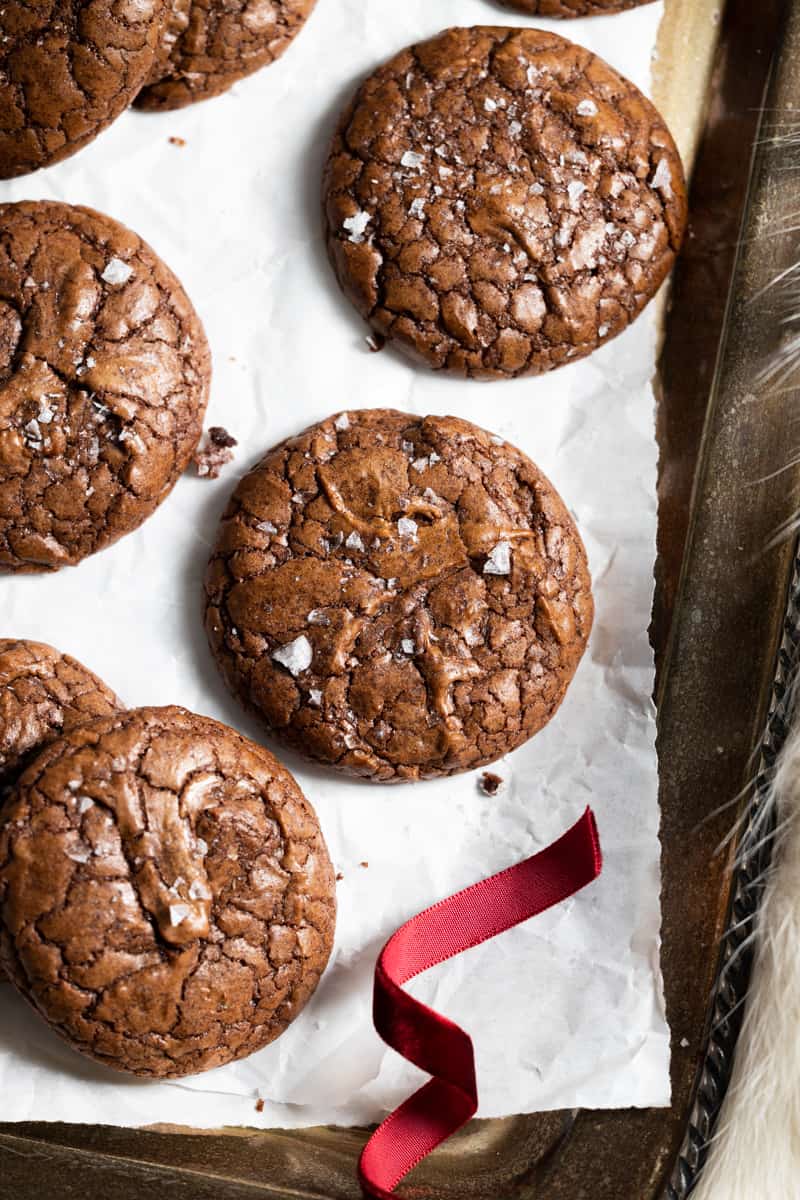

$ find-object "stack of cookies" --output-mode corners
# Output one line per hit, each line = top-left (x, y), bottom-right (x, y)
(0, 0), (318, 177)
(0, 3), (685, 1082)
(0, 641), (336, 1077)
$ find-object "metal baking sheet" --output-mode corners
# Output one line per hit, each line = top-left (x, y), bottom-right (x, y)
(1, 0), (797, 1194)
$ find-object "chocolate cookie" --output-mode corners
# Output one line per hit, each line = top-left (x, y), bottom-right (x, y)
(0, 201), (211, 572)
(205, 409), (593, 782)
(322, 26), (687, 380)
(0, 639), (121, 792)
(0, 0), (165, 178)
(0, 705), (336, 1078)
(495, 0), (656, 14)
(135, 0), (317, 112)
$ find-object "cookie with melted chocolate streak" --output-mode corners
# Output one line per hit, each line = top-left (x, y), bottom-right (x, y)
(0, 0), (166, 178)
(0, 639), (122, 792)
(0, 705), (336, 1077)
(135, 0), (317, 111)
(495, 0), (655, 14)
(323, 25), (686, 380)
(0, 201), (211, 572)
(205, 409), (593, 782)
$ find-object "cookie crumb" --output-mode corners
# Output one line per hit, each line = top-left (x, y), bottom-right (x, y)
(169, 136), (186, 147)
(336, 872), (344, 881)
(193, 426), (238, 479)
(366, 333), (385, 353)
(359, 861), (369, 868)
(255, 1098), (265, 1113)
(478, 771), (505, 797)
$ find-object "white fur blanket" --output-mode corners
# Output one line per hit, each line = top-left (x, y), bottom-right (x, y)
(693, 728), (800, 1198)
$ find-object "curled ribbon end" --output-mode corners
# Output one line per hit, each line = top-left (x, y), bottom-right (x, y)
(359, 807), (604, 1198)
(583, 805), (603, 878)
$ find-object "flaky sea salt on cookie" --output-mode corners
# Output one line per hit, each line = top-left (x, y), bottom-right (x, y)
(0, 201), (211, 572)
(136, 0), (318, 111)
(0, 0), (165, 178)
(0, 639), (122, 791)
(323, 26), (686, 380)
(205, 409), (593, 782)
(0, 705), (336, 1077)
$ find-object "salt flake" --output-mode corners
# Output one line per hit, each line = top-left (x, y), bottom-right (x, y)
(272, 634), (313, 675)
(567, 180), (587, 208)
(343, 211), (371, 244)
(484, 541), (511, 576)
(397, 516), (418, 540)
(101, 258), (133, 285)
(651, 158), (673, 197)
(576, 99), (598, 117)
(169, 903), (193, 927)
(401, 150), (424, 168)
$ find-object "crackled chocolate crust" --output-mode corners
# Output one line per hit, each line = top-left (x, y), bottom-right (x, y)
(205, 409), (593, 782)
(0, 705), (336, 1077)
(495, 0), (656, 14)
(0, 0), (165, 178)
(0, 639), (121, 791)
(135, 0), (317, 112)
(323, 25), (687, 380)
(0, 201), (211, 572)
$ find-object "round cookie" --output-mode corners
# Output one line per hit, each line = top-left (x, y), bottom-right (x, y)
(135, 0), (317, 112)
(0, 201), (211, 572)
(0, 639), (121, 791)
(0, 0), (165, 178)
(322, 25), (687, 380)
(495, 0), (656, 14)
(205, 409), (593, 782)
(0, 705), (336, 1078)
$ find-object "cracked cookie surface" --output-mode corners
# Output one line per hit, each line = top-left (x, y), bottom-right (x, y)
(135, 0), (317, 112)
(0, 639), (121, 792)
(323, 25), (686, 380)
(0, 705), (336, 1077)
(495, 0), (656, 15)
(0, 0), (165, 178)
(0, 201), (211, 573)
(205, 409), (593, 782)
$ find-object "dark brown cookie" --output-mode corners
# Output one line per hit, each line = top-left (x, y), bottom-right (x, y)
(0, 0), (165, 178)
(0, 639), (122, 792)
(495, 0), (656, 14)
(205, 409), (593, 782)
(0, 201), (211, 572)
(135, 0), (317, 112)
(322, 25), (687, 380)
(0, 705), (336, 1078)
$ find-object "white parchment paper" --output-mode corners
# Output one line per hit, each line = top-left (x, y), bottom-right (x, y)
(0, 0), (671, 1127)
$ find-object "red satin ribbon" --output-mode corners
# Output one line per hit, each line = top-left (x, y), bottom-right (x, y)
(358, 806), (602, 1199)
